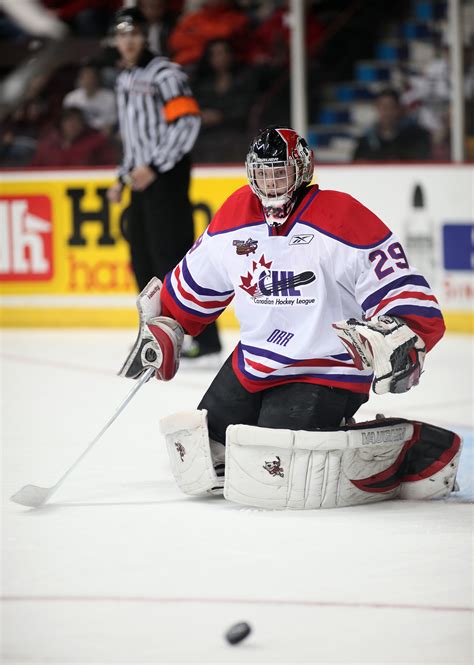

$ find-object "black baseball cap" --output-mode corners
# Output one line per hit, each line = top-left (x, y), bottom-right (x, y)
(112, 7), (148, 35)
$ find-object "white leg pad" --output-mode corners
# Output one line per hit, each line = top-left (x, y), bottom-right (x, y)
(159, 409), (224, 496)
(224, 421), (416, 509)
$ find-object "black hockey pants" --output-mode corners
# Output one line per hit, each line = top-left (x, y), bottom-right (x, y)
(198, 354), (369, 444)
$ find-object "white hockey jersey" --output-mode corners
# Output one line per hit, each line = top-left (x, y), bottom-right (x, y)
(161, 184), (445, 394)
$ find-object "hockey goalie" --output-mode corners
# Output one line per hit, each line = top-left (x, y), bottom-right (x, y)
(118, 126), (461, 510)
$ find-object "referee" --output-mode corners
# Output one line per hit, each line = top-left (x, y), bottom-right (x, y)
(108, 7), (221, 361)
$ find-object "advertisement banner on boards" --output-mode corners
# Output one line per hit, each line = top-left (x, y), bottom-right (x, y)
(0, 165), (472, 331)
(0, 168), (245, 326)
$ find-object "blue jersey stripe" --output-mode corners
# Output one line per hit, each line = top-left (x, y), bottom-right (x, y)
(182, 257), (234, 297)
(207, 220), (265, 237)
(295, 221), (392, 250)
(383, 304), (443, 319)
(362, 275), (431, 312)
(279, 187), (321, 236)
(241, 343), (300, 365)
(240, 342), (353, 367)
(237, 346), (371, 383)
(165, 274), (224, 319)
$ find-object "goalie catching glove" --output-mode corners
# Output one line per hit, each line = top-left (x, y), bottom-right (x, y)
(332, 315), (426, 394)
(118, 277), (184, 382)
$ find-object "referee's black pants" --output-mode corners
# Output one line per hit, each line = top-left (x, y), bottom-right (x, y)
(127, 154), (220, 351)
(128, 155), (194, 287)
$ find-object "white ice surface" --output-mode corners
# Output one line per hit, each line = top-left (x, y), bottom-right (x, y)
(1, 329), (473, 665)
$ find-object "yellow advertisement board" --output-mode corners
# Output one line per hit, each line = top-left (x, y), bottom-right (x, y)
(1, 166), (471, 332)
(0, 168), (246, 327)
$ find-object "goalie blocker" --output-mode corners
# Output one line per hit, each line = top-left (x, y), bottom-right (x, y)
(118, 277), (184, 382)
(160, 410), (461, 509)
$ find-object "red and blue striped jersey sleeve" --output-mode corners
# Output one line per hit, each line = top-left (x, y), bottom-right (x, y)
(160, 230), (234, 336)
(355, 234), (445, 351)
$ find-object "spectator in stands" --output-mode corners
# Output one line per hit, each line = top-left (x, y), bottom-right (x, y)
(192, 38), (257, 162)
(168, 0), (249, 69)
(63, 63), (117, 134)
(31, 107), (117, 166)
(465, 44), (474, 160)
(138, 0), (178, 56)
(43, 0), (121, 37)
(247, 0), (324, 68)
(0, 76), (52, 166)
(401, 42), (451, 159)
(353, 89), (432, 161)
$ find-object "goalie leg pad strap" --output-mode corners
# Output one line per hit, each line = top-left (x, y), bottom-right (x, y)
(159, 409), (224, 496)
(224, 419), (461, 509)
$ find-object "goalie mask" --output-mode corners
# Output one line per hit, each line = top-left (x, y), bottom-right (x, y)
(246, 127), (314, 226)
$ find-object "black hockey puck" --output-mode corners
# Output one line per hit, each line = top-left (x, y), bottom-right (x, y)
(225, 621), (251, 645)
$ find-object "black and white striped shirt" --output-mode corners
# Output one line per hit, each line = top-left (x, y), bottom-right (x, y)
(116, 50), (201, 179)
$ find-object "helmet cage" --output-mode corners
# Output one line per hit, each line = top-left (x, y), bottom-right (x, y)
(246, 160), (298, 200)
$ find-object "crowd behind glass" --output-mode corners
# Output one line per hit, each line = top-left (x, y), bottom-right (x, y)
(0, 0), (472, 168)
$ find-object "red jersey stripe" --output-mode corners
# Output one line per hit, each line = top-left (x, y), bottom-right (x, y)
(372, 290), (439, 317)
(175, 265), (234, 310)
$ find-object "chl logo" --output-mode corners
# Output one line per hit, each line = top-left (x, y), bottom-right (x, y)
(239, 254), (315, 297)
(0, 196), (53, 281)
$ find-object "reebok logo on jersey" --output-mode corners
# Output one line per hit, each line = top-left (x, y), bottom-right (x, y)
(289, 234), (314, 245)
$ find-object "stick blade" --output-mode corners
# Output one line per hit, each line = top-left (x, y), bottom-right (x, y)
(10, 485), (51, 508)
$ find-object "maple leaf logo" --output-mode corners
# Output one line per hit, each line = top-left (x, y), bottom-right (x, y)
(239, 271), (257, 295)
(239, 254), (273, 295)
(256, 255), (273, 270)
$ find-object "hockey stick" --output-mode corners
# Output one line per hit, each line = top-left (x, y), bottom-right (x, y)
(10, 367), (155, 508)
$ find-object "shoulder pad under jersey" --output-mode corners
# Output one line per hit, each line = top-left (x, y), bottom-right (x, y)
(207, 185), (265, 236)
(301, 189), (391, 248)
